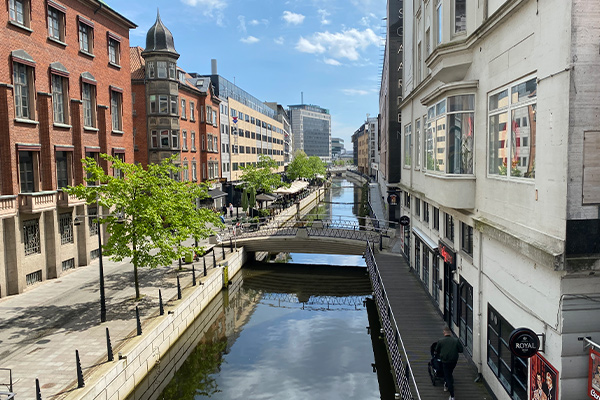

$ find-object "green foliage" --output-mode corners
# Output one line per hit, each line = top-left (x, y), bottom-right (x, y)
(241, 188), (249, 212)
(66, 154), (223, 299)
(238, 155), (286, 193)
(287, 151), (327, 180)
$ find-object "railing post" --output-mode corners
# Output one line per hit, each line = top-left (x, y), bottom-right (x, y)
(36, 378), (42, 400)
(76, 350), (84, 388)
(177, 276), (182, 300)
(106, 327), (114, 362)
(159, 289), (164, 315)
(136, 306), (142, 336)
(192, 265), (196, 286)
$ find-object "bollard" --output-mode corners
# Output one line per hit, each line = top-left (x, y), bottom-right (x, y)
(106, 327), (114, 362)
(230, 237), (233, 250)
(76, 350), (85, 388)
(159, 289), (164, 315)
(192, 265), (197, 286)
(222, 245), (225, 259)
(136, 306), (142, 336)
(36, 378), (42, 400)
(177, 276), (182, 300)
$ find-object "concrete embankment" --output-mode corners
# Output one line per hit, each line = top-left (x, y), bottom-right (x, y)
(62, 249), (246, 400)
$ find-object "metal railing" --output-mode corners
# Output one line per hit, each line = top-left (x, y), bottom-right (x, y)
(364, 243), (421, 400)
(0, 368), (14, 400)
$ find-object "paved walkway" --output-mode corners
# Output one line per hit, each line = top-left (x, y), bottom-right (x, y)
(0, 236), (233, 400)
(374, 252), (492, 400)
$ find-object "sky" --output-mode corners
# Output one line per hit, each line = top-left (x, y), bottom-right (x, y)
(107, 0), (386, 152)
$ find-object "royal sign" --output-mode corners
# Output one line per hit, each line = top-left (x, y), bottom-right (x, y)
(509, 327), (540, 358)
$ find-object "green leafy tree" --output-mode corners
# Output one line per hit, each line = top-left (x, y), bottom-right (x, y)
(286, 151), (326, 180)
(238, 155), (286, 193)
(66, 154), (222, 299)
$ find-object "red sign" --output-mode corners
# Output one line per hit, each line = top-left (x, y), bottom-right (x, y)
(438, 242), (454, 264)
(529, 353), (558, 400)
(232, 116), (238, 124)
(589, 349), (600, 399)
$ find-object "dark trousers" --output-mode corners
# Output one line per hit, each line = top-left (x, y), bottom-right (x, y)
(442, 360), (458, 397)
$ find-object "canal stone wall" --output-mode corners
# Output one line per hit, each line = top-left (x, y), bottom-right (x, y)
(63, 249), (247, 400)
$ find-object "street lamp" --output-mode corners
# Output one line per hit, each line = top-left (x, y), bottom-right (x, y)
(74, 204), (123, 323)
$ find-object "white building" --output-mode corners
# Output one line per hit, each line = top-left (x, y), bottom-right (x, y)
(288, 104), (332, 163)
(395, 0), (600, 399)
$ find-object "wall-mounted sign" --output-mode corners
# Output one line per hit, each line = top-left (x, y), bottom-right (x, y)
(438, 241), (455, 265)
(388, 194), (398, 206)
(529, 353), (558, 400)
(588, 348), (600, 399)
(509, 328), (540, 358)
(399, 215), (410, 226)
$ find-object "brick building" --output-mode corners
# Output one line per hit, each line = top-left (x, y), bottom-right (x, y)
(130, 13), (222, 192)
(0, 0), (135, 296)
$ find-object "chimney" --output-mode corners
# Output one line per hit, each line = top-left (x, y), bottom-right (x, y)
(211, 59), (217, 75)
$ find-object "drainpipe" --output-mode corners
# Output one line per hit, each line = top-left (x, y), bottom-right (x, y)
(477, 228), (484, 372)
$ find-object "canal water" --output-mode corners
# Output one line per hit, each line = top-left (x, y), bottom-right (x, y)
(129, 177), (394, 400)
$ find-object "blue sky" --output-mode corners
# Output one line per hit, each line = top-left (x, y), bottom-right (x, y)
(108, 0), (386, 152)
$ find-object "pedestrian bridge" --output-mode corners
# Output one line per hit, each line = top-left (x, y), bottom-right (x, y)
(216, 217), (385, 255)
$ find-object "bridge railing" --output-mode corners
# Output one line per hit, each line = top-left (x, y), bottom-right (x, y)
(365, 243), (421, 400)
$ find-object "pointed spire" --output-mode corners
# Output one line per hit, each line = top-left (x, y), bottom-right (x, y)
(143, 8), (179, 57)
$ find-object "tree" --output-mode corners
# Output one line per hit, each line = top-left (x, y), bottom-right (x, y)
(66, 154), (222, 299)
(238, 154), (286, 193)
(241, 188), (249, 212)
(286, 150), (326, 181)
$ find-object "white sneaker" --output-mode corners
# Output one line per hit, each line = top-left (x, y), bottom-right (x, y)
(444, 383), (448, 392)
(449, 397), (455, 400)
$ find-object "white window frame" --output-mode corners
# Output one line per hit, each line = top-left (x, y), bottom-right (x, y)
(110, 89), (123, 132)
(48, 5), (65, 42)
(13, 62), (35, 120)
(52, 74), (69, 124)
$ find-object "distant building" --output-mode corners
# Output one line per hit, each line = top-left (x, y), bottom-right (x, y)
(331, 137), (344, 159)
(288, 104), (332, 163)
(0, 0), (136, 296)
(265, 102), (293, 164)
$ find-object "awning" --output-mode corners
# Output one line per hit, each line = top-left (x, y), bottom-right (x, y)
(412, 226), (438, 251)
(274, 180), (309, 195)
(208, 189), (227, 199)
(256, 193), (277, 202)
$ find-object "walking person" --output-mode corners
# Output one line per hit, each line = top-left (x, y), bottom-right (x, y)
(229, 203), (234, 218)
(435, 326), (463, 400)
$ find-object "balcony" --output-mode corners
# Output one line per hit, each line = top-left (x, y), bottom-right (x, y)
(0, 195), (18, 218)
(57, 190), (86, 208)
(19, 191), (58, 213)
(423, 173), (476, 210)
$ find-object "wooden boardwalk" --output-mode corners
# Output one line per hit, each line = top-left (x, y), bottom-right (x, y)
(374, 252), (493, 400)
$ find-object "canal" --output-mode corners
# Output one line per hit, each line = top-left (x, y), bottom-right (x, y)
(129, 177), (395, 400)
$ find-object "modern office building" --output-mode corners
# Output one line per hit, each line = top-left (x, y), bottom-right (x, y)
(0, 0), (136, 296)
(394, 0), (600, 398)
(365, 117), (379, 179)
(265, 102), (293, 164)
(331, 137), (345, 159)
(288, 104), (332, 163)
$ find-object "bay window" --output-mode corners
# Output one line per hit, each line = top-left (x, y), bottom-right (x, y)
(488, 77), (537, 179)
(425, 94), (474, 174)
(404, 123), (412, 167)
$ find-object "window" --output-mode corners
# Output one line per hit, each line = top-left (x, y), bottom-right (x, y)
(415, 197), (421, 218)
(157, 61), (167, 78)
(459, 279), (473, 354)
(19, 151), (36, 193)
(423, 201), (430, 224)
(24, 219), (41, 255)
(182, 130), (187, 150)
(113, 152), (124, 178)
(415, 119), (421, 168)
(85, 152), (99, 184)
(426, 95), (474, 174)
(422, 249), (430, 290)
(151, 130), (158, 148)
(487, 305), (527, 399)
(170, 96), (178, 115)
(436, 0), (443, 44)
(62, 258), (75, 271)
(183, 159), (189, 181)
(445, 213), (454, 242)
(9, 0), (30, 27)
(56, 151), (70, 188)
(147, 62), (155, 78)
(59, 213), (73, 244)
(88, 206), (98, 236)
(454, 0), (466, 34)
(110, 89), (123, 132)
(171, 130), (179, 149)
(52, 74), (68, 124)
(108, 36), (120, 65)
(191, 132), (196, 150)
(78, 19), (94, 54)
(192, 162), (197, 181)
(212, 110), (218, 126)
(414, 240), (421, 278)
(13, 62), (34, 120)
(190, 101), (195, 121)
(48, 5), (65, 42)
(82, 82), (97, 128)
(432, 256), (440, 304)
(404, 192), (410, 208)
(404, 124), (412, 167)
(181, 99), (186, 119)
(488, 77), (537, 179)
(433, 207), (440, 230)
(169, 63), (176, 79)
(461, 222), (473, 256)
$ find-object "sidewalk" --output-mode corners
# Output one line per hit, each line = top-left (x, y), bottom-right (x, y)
(0, 236), (228, 400)
(369, 182), (388, 228)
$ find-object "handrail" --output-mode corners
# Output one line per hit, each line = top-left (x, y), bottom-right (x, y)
(0, 368), (14, 400)
(364, 243), (421, 400)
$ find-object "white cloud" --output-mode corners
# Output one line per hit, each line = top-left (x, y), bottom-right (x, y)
(240, 36), (260, 44)
(181, 0), (227, 26)
(274, 36), (285, 45)
(342, 88), (370, 96)
(324, 58), (341, 66)
(318, 9), (331, 25)
(282, 11), (305, 25)
(238, 15), (247, 33)
(249, 19), (269, 26)
(295, 28), (379, 61)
